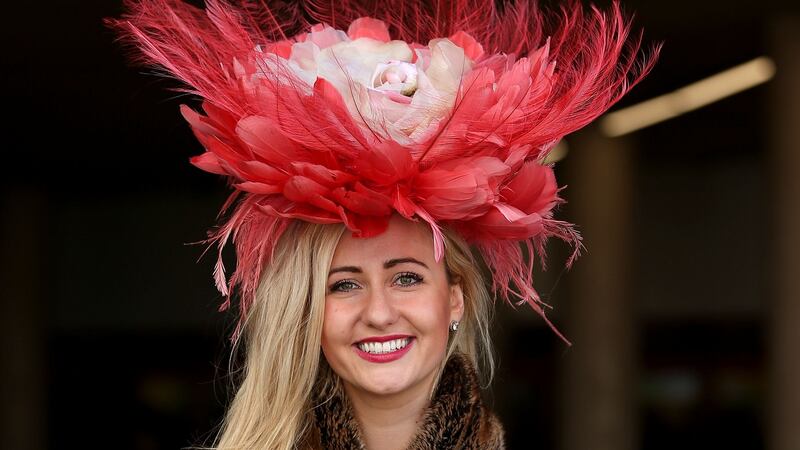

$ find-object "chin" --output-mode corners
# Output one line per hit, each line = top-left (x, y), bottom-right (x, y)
(361, 379), (408, 396)
(353, 359), (435, 398)
(350, 363), (411, 394)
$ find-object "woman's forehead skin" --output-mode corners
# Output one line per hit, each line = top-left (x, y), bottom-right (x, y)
(331, 217), (439, 270)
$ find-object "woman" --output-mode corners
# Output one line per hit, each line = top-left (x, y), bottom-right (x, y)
(220, 216), (499, 448)
(110, 0), (656, 448)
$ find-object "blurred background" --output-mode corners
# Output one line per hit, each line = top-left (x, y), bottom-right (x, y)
(2, 0), (799, 449)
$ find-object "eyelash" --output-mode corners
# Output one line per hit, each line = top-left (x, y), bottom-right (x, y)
(394, 272), (423, 287)
(329, 279), (359, 293)
(328, 272), (424, 293)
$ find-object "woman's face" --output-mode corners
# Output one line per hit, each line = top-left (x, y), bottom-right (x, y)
(321, 215), (464, 399)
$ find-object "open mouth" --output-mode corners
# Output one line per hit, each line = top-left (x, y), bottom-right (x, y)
(356, 337), (411, 355)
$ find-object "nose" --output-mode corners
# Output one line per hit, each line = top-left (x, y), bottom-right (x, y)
(361, 287), (399, 329)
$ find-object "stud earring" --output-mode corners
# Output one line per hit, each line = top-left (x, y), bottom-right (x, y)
(449, 320), (460, 332)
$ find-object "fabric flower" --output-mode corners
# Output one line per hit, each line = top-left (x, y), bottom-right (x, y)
(258, 19), (473, 145)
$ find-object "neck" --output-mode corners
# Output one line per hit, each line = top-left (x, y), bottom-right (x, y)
(343, 374), (436, 450)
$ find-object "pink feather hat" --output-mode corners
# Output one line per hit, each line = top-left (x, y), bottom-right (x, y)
(109, 0), (658, 339)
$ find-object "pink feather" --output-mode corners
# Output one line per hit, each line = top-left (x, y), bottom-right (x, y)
(108, 0), (658, 339)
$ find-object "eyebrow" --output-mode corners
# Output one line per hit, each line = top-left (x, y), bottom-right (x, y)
(328, 257), (429, 277)
(328, 265), (362, 275)
(384, 257), (428, 269)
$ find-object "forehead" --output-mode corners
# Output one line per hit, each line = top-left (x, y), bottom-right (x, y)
(331, 216), (434, 264)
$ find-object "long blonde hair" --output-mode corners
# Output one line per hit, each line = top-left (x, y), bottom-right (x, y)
(213, 219), (494, 450)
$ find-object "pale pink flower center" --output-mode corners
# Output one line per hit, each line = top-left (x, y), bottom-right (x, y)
(372, 60), (418, 96)
(381, 66), (408, 83)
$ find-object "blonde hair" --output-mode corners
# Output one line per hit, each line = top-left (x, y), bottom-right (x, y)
(213, 219), (494, 450)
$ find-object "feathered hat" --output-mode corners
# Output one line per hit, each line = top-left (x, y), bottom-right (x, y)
(109, 0), (658, 339)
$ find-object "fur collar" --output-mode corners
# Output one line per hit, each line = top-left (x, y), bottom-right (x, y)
(300, 353), (505, 449)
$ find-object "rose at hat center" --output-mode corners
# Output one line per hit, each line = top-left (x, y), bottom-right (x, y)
(321, 215), (463, 402)
(382, 66), (408, 83)
(372, 60), (418, 96)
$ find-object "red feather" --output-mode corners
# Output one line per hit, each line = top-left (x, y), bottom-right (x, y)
(108, 0), (658, 338)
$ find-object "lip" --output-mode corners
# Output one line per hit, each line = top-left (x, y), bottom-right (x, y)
(353, 337), (415, 363)
(355, 334), (413, 344)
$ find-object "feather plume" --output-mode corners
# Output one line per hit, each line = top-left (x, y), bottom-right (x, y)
(108, 0), (659, 338)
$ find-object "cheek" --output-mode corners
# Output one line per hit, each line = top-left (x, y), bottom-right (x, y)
(409, 290), (453, 335)
(426, 304), (451, 331)
(320, 301), (361, 375)
(412, 303), (451, 360)
(321, 300), (354, 347)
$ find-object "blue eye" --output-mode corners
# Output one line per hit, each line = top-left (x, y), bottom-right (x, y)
(394, 272), (422, 287)
(329, 280), (360, 293)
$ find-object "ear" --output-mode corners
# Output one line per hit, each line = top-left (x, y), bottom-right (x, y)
(449, 283), (465, 322)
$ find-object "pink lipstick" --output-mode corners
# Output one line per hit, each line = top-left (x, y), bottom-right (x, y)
(353, 336), (414, 363)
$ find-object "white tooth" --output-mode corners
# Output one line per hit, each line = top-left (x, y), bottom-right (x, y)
(360, 340), (415, 354)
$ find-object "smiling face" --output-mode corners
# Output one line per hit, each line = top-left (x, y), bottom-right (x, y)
(321, 215), (464, 400)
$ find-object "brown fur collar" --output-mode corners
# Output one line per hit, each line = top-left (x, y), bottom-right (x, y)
(300, 353), (505, 449)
